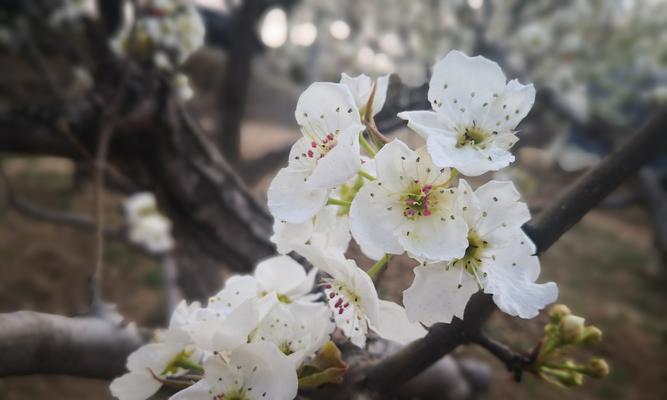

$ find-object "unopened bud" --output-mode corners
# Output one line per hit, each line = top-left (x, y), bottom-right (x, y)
(585, 358), (609, 378)
(549, 369), (584, 387)
(548, 304), (571, 323)
(582, 326), (603, 345)
(559, 315), (585, 344)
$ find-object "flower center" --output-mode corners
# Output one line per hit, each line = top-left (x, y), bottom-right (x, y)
(323, 280), (359, 315)
(454, 230), (488, 279)
(306, 132), (338, 159)
(401, 182), (435, 218)
(456, 125), (490, 148)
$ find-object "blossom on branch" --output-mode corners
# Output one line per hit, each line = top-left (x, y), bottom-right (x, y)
(403, 179), (558, 324)
(398, 50), (535, 176)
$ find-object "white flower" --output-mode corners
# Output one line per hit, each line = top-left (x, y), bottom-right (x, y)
(398, 50), (536, 176)
(349, 139), (468, 261)
(209, 255), (319, 306)
(128, 214), (175, 253)
(111, 302), (202, 400)
(267, 82), (365, 223)
(297, 245), (425, 347)
(169, 342), (298, 400)
(403, 179), (558, 325)
(250, 302), (334, 368)
(272, 206), (351, 257)
(123, 192), (157, 222)
(340, 73), (390, 117)
(174, 73), (194, 101)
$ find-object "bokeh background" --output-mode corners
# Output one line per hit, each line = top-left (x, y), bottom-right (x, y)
(1, 0), (667, 399)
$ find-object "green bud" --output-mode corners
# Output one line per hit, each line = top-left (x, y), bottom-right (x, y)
(545, 368), (584, 387)
(585, 358), (610, 378)
(559, 315), (585, 344)
(582, 326), (603, 345)
(548, 304), (572, 323)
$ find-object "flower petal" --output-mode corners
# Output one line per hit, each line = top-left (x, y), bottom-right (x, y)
(254, 255), (307, 296)
(474, 180), (530, 235)
(403, 262), (478, 325)
(397, 110), (454, 140)
(110, 370), (162, 400)
(373, 300), (427, 345)
(349, 181), (404, 255)
(267, 167), (329, 224)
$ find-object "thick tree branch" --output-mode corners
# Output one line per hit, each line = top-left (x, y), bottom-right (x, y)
(0, 311), (144, 379)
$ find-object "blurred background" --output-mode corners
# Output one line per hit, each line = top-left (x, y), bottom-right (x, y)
(1, 0), (666, 399)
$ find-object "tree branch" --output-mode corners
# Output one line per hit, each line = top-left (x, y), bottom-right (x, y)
(0, 311), (144, 379)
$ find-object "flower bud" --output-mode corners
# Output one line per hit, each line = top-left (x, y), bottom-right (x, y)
(547, 369), (584, 387)
(559, 315), (585, 344)
(585, 358), (609, 378)
(548, 304), (571, 323)
(582, 326), (603, 345)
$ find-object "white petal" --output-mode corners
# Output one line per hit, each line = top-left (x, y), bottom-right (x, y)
(371, 74), (390, 116)
(403, 263), (478, 325)
(428, 50), (506, 128)
(126, 343), (172, 371)
(237, 342), (299, 400)
(209, 275), (259, 311)
(254, 255), (308, 296)
(168, 381), (214, 400)
(479, 79), (535, 134)
(484, 250), (558, 319)
(110, 370), (162, 400)
(267, 167), (329, 224)
(426, 135), (514, 176)
(311, 209), (351, 256)
(271, 218), (314, 255)
(210, 299), (261, 351)
(340, 73), (372, 110)
(474, 180), (530, 235)
(349, 181), (404, 255)
(373, 139), (416, 192)
(295, 82), (360, 140)
(397, 211), (468, 262)
(307, 124), (363, 188)
(373, 300), (427, 345)
(397, 110), (454, 139)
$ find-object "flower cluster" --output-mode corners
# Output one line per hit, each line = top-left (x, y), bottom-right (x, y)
(269, 50), (557, 329)
(111, 253), (423, 400)
(112, 50), (560, 400)
(111, 0), (205, 70)
(123, 192), (175, 254)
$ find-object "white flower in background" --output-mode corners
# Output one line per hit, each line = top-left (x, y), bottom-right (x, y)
(398, 50), (536, 176)
(297, 245), (426, 347)
(349, 140), (468, 261)
(123, 192), (174, 254)
(110, 302), (202, 400)
(49, 0), (92, 27)
(268, 82), (365, 223)
(340, 73), (390, 117)
(111, 0), (205, 69)
(169, 342), (298, 400)
(403, 179), (558, 325)
(250, 302), (334, 368)
(174, 73), (194, 101)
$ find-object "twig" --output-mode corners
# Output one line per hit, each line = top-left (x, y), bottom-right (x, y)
(468, 333), (535, 382)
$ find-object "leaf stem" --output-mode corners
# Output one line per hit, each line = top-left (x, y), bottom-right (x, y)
(359, 133), (377, 158)
(367, 254), (392, 278)
(327, 197), (351, 207)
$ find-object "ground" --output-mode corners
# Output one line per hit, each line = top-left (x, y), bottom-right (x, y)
(0, 126), (665, 399)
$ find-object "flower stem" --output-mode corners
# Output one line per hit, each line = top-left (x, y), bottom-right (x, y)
(327, 197), (351, 207)
(358, 170), (376, 181)
(367, 254), (392, 278)
(359, 133), (377, 158)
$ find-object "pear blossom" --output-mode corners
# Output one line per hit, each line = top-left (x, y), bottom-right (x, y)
(111, 0), (205, 69)
(340, 73), (390, 117)
(267, 82), (365, 223)
(297, 245), (426, 347)
(403, 179), (558, 325)
(398, 50), (536, 176)
(169, 342), (298, 400)
(349, 139), (468, 261)
(208, 255), (319, 307)
(272, 206), (351, 257)
(123, 192), (175, 253)
(110, 302), (202, 400)
(250, 301), (334, 368)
